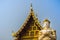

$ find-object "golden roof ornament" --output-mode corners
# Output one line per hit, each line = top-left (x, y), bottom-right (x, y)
(30, 3), (33, 11)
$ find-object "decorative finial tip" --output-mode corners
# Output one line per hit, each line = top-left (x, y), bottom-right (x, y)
(31, 3), (32, 7)
(30, 3), (33, 11)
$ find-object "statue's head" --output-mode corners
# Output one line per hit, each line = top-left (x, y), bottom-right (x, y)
(43, 19), (50, 28)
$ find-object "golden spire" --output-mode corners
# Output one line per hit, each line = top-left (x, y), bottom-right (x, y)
(31, 3), (32, 7)
(30, 3), (33, 11)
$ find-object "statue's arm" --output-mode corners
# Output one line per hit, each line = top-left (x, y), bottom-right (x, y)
(38, 31), (45, 40)
(38, 34), (45, 40)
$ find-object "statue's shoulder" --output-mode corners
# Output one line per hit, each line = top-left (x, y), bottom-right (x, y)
(49, 27), (56, 31)
(51, 29), (56, 33)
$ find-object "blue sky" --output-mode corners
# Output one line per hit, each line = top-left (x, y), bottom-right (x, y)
(0, 0), (60, 40)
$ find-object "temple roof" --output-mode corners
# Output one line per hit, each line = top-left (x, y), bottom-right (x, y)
(12, 4), (42, 37)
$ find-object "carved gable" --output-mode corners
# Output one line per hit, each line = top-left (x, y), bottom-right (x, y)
(12, 4), (42, 40)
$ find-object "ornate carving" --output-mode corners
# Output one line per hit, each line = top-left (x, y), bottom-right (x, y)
(38, 27), (56, 40)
